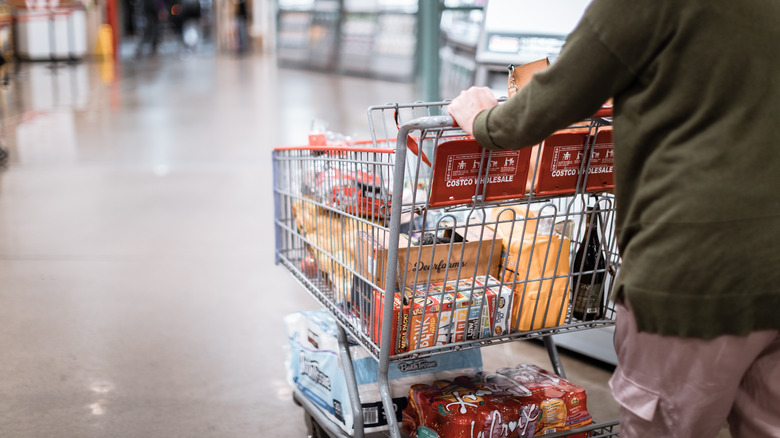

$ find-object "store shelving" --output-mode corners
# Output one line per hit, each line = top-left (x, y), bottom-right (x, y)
(439, 2), (483, 99)
(276, 0), (417, 81)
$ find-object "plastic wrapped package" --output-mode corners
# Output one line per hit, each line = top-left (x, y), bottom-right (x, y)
(285, 309), (483, 434)
(402, 364), (591, 437)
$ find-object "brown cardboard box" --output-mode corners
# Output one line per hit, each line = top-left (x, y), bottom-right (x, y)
(354, 225), (502, 291)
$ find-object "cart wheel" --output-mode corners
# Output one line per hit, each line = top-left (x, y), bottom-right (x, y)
(304, 412), (328, 438)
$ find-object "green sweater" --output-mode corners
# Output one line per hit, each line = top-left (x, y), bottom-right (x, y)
(473, 0), (780, 338)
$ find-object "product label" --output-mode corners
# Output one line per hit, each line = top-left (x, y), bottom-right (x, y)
(429, 139), (531, 207)
(444, 152), (519, 186)
(573, 283), (603, 315)
(410, 259), (467, 275)
(549, 144), (613, 177)
(300, 353), (332, 391)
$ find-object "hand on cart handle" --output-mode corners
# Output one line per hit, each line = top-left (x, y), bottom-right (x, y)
(448, 86), (499, 136)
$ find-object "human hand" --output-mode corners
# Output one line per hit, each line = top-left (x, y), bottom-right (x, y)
(448, 86), (498, 136)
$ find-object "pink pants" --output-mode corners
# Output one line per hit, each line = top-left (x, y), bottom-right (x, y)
(609, 301), (780, 438)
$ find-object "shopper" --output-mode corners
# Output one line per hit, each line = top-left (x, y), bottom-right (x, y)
(448, 0), (780, 437)
(235, 0), (250, 53)
(136, 0), (167, 57)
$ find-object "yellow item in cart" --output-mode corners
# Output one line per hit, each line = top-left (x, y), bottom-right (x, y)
(291, 199), (360, 305)
(489, 206), (570, 331)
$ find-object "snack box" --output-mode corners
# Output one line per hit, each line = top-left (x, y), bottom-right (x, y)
(406, 277), (513, 352)
(366, 276), (512, 355)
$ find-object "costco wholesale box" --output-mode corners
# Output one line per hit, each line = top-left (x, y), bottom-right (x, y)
(508, 58), (615, 196)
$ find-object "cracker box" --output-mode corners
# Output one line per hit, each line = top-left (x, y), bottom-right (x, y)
(404, 276), (513, 351)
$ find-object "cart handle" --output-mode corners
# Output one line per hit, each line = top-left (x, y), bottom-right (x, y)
(394, 115), (458, 155)
(395, 104), (613, 153)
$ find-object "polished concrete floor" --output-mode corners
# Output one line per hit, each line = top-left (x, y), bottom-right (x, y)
(0, 50), (629, 437)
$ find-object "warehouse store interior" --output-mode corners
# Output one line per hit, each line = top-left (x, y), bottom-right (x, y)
(0, 1), (736, 437)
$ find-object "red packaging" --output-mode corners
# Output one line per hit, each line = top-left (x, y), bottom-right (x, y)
(406, 293), (445, 351)
(403, 376), (541, 438)
(428, 138), (533, 208)
(533, 127), (615, 197)
(370, 290), (410, 355)
(491, 364), (592, 435)
(405, 278), (509, 350)
(369, 278), (512, 355)
(402, 365), (592, 437)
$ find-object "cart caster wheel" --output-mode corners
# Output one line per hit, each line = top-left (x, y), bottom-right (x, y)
(304, 412), (328, 438)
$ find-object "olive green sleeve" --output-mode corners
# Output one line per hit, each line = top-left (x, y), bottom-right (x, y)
(472, 13), (635, 151)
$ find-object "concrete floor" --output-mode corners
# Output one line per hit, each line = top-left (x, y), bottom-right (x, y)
(0, 51), (631, 437)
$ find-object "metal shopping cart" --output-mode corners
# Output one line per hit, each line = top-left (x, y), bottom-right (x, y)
(274, 100), (621, 438)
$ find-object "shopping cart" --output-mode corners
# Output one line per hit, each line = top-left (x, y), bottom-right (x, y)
(274, 100), (620, 438)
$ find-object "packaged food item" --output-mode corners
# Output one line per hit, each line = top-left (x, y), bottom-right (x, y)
(354, 224), (501, 291)
(364, 276), (513, 355)
(404, 276), (513, 351)
(488, 206), (571, 331)
(367, 289), (409, 355)
(403, 376), (540, 438)
(291, 200), (360, 307)
(491, 364), (593, 435)
(402, 364), (592, 437)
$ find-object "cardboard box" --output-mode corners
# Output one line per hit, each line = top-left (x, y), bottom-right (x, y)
(507, 58), (615, 196)
(406, 277), (513, 349)
(534, 127), (615, 196)
(354, 225), (502, 292)
(427, 137), (534, 208)
(369, 289), (410, 355)
(367, 276), (513, 355)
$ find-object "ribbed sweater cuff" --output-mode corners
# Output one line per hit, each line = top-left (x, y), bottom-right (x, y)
(473, 107), (502, 150)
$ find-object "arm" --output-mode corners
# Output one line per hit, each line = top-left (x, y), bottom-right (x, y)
(450, 7), (637, 150)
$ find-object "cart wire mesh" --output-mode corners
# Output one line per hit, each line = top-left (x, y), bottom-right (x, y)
(275, 100), (619, 361)
(274, 100), (620, 438)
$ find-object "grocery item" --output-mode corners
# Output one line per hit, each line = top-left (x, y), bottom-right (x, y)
(353, 224), (501, 291)
(402, 364), (592, 437)
(491, 364), (593, 435)
(291, 199), (361, 306)
(285, 309), (482, 434)
(405, 277), (512, 351)
(571, 207), (607, 321)
(488, 206), (571, 331)
(367, 276), (512, 354)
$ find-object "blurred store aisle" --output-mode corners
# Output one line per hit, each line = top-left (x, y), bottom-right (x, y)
(0, 53), (624, 437)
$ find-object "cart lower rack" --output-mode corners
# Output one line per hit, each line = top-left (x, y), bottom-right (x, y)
(275, 100), (620, 437)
